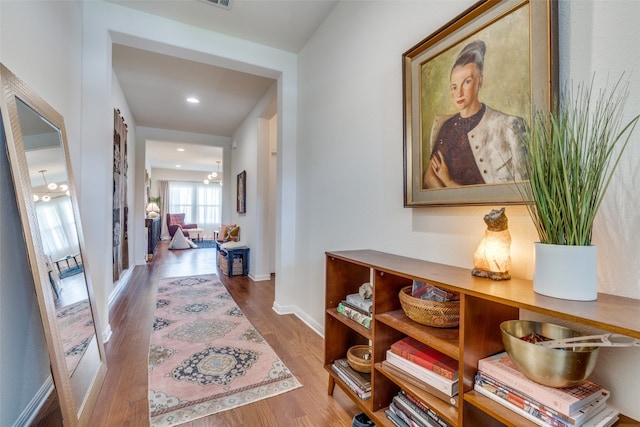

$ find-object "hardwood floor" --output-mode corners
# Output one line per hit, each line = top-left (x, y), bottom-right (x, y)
(86, 242), (358, 426)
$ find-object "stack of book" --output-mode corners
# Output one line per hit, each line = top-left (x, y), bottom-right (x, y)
(383, 337), (459, 407)
(337, 293), (372, 330)
(331, 358), (371, 400)
(476, 352), (619, 427)
(385, 390), (452, 427)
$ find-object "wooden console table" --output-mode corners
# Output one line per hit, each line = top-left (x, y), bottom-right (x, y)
(145, 216), (161, 261)
(324, 249), (640, 427)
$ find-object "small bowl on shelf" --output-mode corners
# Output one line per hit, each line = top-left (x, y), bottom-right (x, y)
(347, 345), (372, 373)
(500, 320), (600, 388)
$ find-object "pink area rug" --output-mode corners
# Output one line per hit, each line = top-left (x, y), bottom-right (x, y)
(148, 274), (301, 426)
(56, 299), (94, 375)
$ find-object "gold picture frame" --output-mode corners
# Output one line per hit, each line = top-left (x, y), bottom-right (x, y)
(403, 0), (558, 207)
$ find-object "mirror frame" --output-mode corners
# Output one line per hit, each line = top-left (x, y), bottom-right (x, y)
(0, 63), (106, 426)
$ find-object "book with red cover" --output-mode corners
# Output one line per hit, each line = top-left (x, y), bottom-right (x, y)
(390, 336), (458, 380)
(478, 352), (606, 415)
(386, 350), (458, 396)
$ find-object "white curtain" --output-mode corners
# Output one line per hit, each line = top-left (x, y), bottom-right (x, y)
(159, 180), (170, 240)
(166, 181), (221, 239)
(36, 196), (79, 261)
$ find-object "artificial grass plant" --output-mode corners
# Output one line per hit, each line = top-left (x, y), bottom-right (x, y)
(521, 76), (639, 246)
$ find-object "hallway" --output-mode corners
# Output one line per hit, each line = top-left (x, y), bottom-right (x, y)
(87, 242), (357, 426)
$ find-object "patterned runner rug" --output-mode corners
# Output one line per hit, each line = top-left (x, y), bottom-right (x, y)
(148, 274), (301, 426)
(56, 299), (94, 375)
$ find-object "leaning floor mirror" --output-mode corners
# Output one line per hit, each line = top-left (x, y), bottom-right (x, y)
(0, 64), (106, 426)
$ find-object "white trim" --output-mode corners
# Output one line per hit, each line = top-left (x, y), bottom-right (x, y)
(103, 267), (133, 343)
(249, 272), (271, 281)
(109, 267), (133, 306)
(12, 376), (54, 427)
(102, 323), (113, 344)
(271, 302), (323, 337)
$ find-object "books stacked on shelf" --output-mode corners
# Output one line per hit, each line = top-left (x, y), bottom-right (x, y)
(386, 389), (452, 427)
(476, 352), (619, 427)
(331, 358), (371, 400)
(337, 293), (373, 330)
(346, 292), (374, 312)
(385, 349), (458, 397)
(381, 360), (458, 407)
(336, 294), (372, 329)
(390, 337), (458, 381)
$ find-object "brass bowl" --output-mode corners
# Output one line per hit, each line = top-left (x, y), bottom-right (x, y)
(500, 320), (599, 388)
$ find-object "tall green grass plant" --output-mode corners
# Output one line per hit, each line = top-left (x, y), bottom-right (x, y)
(521, 76), (639, 246)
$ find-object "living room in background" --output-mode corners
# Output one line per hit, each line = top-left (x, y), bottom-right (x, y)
(167, 180), (221, 239)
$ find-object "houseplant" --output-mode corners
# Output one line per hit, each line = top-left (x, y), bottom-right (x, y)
(521, 76), (639, 300)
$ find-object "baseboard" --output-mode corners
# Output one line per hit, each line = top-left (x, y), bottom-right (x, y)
(104, 267), (133, 343)
(249, 272), (271, 281)
(272, 301), (324, 337)
(102, 323), (113, 344)
(108, 267), (133, 306)
(12, 376), (54, 427)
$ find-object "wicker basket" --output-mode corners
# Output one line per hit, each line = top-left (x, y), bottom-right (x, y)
(347, 345), (372, 373)
(398, 286), (460, 328)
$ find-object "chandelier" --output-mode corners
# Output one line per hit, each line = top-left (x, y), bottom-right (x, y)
(203, 161), (223, 186)
(33, 169), (69, 202)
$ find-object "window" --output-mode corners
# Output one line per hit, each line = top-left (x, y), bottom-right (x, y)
(168, 181), (221, 237)
(36, 196), (79, 260)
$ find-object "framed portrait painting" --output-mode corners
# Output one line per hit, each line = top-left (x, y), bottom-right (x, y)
(237, 170), (246, 213)
(403, 0), (558, 206)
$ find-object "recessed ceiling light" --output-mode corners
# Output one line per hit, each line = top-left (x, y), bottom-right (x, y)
(176, 165), (182, 168)
(177, 148), (185, 152)
(186, 97), (200, 104)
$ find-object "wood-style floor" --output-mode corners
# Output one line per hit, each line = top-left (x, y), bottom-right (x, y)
(86, 241), (358, 426)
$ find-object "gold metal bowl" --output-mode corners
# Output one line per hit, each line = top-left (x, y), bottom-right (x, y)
(500, 320), (599, 388)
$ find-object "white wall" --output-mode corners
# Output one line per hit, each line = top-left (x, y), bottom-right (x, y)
(0, 1), (83, 425)
(296, 0), (640, 419)
(230, 83), (278, 280)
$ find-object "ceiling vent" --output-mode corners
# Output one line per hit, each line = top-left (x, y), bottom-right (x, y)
(199, 0), (232, 10)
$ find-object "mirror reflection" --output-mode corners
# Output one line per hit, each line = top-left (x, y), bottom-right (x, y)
(16, 98), (95, 377)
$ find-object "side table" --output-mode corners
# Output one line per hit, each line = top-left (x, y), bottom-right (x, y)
(145, 216), (161, 261)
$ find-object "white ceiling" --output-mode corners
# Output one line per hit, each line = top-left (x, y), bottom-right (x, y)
(109, 0), (338, 172)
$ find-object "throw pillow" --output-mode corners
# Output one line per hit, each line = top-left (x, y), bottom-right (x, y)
(226, 225), (240, 242)
(218, 224), (236, 242)
(169, 228), (197, 250)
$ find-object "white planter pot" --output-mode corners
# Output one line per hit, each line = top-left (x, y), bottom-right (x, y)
(533, 243), (598, 301)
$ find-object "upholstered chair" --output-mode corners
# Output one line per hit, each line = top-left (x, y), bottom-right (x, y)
(166, 213), (198, 237)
